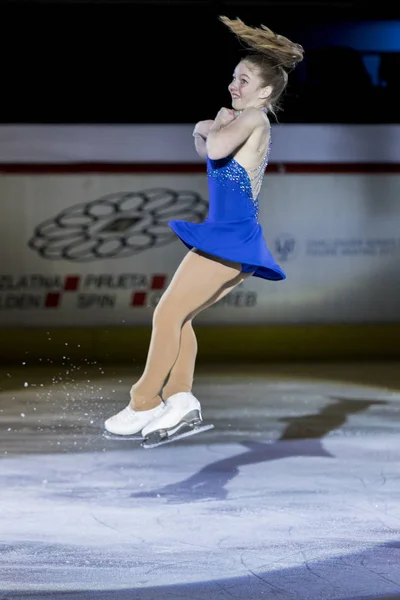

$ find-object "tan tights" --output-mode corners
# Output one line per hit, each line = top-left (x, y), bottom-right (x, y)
(130, 249), (254, 410)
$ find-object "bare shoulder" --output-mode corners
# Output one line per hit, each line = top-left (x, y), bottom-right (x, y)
(239, 109), (271, 143)
(241, 107), (270, 128)
(233, 109), (270, 166)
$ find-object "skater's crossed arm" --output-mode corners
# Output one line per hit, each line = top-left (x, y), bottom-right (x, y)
(206, 107), (266, 160)
(193, 119), (214, 159)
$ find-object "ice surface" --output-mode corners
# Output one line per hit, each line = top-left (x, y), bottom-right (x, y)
(1, 363), (400, 599)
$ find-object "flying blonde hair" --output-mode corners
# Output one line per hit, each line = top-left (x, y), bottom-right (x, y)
(219, 15), (304, 71)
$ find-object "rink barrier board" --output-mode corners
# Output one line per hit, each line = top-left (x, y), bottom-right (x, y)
(1, 160), (400, 339)
(0, 124), (400, 165)
(0, 324), (399, 364)
(1, 165), (400, 328)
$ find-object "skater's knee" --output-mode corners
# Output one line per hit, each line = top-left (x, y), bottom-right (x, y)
(152, 300), (166, 326)
(152, 297), (185, 329)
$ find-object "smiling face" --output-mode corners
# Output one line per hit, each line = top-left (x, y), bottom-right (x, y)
(228, 59), (272, 111)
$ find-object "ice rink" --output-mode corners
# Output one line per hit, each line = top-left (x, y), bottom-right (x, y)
(1, 361), (400, 599)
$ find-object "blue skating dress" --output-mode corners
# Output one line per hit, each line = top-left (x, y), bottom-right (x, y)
(168, 139), (286, 281)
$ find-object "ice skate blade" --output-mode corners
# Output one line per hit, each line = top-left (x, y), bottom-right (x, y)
(141, 424), (214, 449)
(103, 431), (143, 441)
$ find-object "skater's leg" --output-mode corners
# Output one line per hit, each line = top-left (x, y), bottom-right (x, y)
(130, 250), (244, 410)
(161, 320), (197, 400)
(104, 253), (254, 436)
(161, 271), (253, 400)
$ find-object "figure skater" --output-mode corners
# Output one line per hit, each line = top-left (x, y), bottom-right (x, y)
(104, 15), (304, 447)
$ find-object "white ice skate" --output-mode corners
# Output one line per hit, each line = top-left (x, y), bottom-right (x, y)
(103, 402), (165, 440)
(141, 392), (214, 448)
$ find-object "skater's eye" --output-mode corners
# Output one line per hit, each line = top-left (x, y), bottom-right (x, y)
(231, 74), (248, 85)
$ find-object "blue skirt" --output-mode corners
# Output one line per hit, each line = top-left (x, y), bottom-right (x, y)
(169, 219), (286, 282)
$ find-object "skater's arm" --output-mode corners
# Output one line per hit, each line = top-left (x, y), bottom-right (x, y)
(193, 133), (208, 158)
(193, 120), (214, 159)
(207, 107), (267, 160)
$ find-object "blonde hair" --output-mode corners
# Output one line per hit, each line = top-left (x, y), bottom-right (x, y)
(220, 15), (304, 116)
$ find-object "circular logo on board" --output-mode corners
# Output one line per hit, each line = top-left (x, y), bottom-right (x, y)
(29, 188), (208, 262)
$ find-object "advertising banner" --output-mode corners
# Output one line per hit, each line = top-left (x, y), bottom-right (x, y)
(0, 171), (399, 326)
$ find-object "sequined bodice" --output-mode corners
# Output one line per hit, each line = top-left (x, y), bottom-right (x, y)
(206, 140), (271, 223)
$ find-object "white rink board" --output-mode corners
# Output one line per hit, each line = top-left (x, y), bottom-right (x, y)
(0, 171), (400, 326)
(0, 124), (399, 164)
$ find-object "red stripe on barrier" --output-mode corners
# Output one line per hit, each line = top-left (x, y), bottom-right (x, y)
(0, 163), (399, 174)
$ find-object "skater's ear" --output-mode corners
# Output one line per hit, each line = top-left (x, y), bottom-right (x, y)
(259, 84), (272, 101)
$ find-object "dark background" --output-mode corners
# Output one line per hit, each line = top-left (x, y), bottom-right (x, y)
(1, 0), (400, 124)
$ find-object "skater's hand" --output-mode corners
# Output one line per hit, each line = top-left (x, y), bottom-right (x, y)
(193, 119), (214, 140)
(213, 107), (236, 127)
